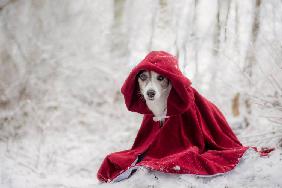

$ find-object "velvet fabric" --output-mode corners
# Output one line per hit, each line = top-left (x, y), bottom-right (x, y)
(97, 51), (273, 182)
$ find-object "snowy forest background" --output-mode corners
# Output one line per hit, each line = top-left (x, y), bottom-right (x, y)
(0, 0), (282, 187)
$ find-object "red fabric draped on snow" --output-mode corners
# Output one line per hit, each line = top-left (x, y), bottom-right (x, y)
(97, 51), (274, 182)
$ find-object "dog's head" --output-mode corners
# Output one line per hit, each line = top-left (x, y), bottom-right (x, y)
(137, 70), (171, 101)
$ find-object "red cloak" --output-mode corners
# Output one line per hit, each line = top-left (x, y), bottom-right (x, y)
(97, 51), (274, 182)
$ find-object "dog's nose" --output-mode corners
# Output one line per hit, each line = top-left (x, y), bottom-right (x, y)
(147, 89), (155, 98)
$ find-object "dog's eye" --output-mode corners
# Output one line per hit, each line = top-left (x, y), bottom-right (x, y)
(157, 75), (164, 81)
(139, 73), (147, 81)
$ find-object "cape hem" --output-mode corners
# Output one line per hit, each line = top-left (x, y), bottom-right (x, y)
(108, 147), (260, 183)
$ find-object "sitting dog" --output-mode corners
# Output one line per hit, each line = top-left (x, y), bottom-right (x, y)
(97, 51), (274, 183)
(137, 70), (172, 124)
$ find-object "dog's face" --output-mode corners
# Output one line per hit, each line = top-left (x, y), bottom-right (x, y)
(137, 70), (171, 101)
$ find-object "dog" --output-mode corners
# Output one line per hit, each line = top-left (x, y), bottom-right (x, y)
(137, 70), (172, 123)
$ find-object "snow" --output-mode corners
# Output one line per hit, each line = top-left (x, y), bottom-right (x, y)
(172, 165), (181, 171)
(0, 0), (282, 188)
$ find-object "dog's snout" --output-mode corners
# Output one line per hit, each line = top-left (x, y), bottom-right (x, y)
(147, 89), (156, 98)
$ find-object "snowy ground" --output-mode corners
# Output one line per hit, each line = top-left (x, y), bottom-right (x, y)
(1, 95), (282, 188)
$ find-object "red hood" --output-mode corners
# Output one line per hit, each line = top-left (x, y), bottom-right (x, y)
(121, 51), (193, 116)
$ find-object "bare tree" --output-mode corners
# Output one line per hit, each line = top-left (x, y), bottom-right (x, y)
(243, 0), (261, 127)
(111, 0), (127, 57)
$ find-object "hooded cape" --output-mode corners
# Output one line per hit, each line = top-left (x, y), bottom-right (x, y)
(97, 51), (274, 182)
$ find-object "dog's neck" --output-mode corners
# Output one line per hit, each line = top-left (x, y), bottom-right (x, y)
(146, 94), (168, 121)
